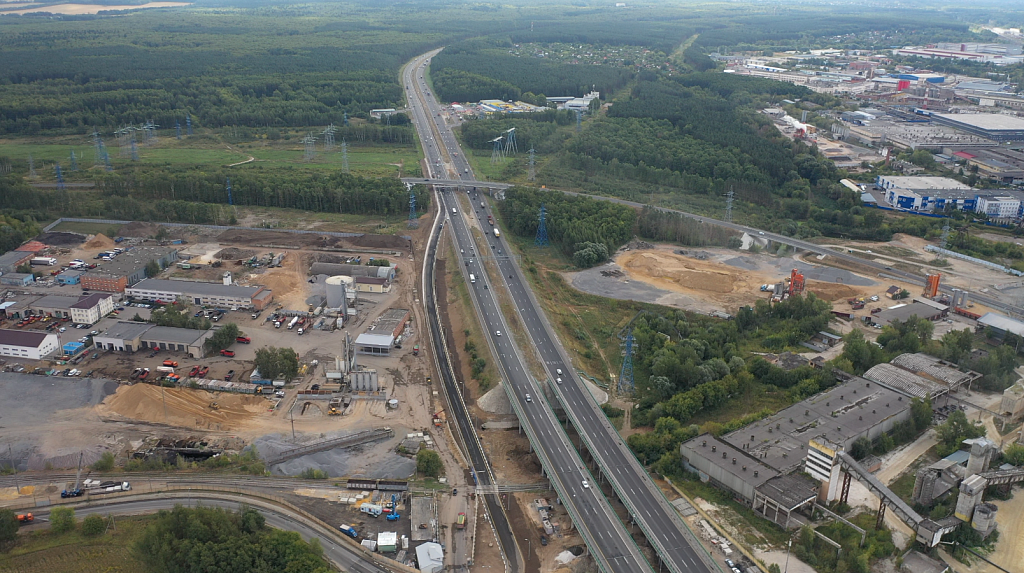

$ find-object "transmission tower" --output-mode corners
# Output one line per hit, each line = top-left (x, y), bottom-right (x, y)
(114, 127), (128, 158)
(503, 127), (518, 156)
(55, 164), (65, 191)
(186, 114), (193, 136)
(302, 133), (317, 162)
(490, 136), (504, 163)
(535, 204), (549, 247)
(69, 150), (78, 172)
(341, 139), (349, 173)
(527, 147), (536, 181)
(724, 187), (734, 223)
(407, 184), (418, 228)
(343, 111), (349, 127)
(618, 330), (635, 395)
(575, 109), (582, 132)
(28, 154), (37, 178)
(176, 120), (182, 140)
(939, 219), (951, 250)
(322, 124), (336, 152)
(143, 120), (158, 145)
(91, 131), (104, 167)
(101, 143), (112, 171)
(130, 137), (139, 161)
(226, 177), (233, 205)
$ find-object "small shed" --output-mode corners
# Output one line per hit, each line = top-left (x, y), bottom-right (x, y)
(0, 273), (35, 287)
(57, 270), (84, 285)
(62, 341), (86, 356)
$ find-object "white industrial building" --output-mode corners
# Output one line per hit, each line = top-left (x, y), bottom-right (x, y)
(376, 531), (397, 553)
(0, 329), (60, 360)
(355, 333), (394, 356)
(70, 293), (115, 326)
(126, 278), (274, 310)
(415, 542), (444, 573)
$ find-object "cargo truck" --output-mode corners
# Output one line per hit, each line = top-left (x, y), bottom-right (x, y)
(338, 524), (358, 538)
(288, 316), (299, 330)
(30, 257), (57, 266)
(156, 366), (175, 374)
(493, 228), (500, 237)
(456, 512), (466, 529)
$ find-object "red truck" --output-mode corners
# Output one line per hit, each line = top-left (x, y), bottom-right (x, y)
(162, 360), (179, 368)
(236, 336), (251, 344)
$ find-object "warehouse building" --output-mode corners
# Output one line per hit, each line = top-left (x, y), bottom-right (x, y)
(870, 302), (945, 327)
(0, 273), (34, 287)
(355, 333), (394, 356)
(93, 321), (156, 353)
(56, 270), (84, 285)
(863, 354), (979, 400)
(875, 176), (976, 212)
(0, 329), (60, 360)
(0, 251), (33, 274)
(80, 246), (178, 292)
(27, 295), (84, 319)
(126, 278), (274, 310)
(958, 148), (1024, 183)
(92, 320), (215, 357)
(932, 113), (1024, 142)
(70, 293), (115, 326)
(977, 312), (1024, 339)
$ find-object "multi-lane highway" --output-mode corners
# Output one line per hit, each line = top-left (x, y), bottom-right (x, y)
(405, 52), (654, 573)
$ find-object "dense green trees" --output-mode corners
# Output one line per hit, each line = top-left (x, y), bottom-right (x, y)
(204, 323), (240, 354)
(0, 208), (41, 255)
(136, 505), (330, 573)
(149, 303), (212, 331)
(498, 187), (636, 264)
(936, 410), (986, 457)
(416, 449), (443, 478)
(0, 510), (18, 544)
(253, 347), (299, 381)
(49, 507), (75, 534)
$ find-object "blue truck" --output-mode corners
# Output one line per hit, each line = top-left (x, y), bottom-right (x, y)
(338, 524), (358, 538)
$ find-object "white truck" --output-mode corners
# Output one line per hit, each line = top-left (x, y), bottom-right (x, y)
(82, 479), (131, 494)
(287, 316), (299, 330)
(493, 228), (500, 238)
(156, 366), (175, 374)
(30, 257), (57, 266)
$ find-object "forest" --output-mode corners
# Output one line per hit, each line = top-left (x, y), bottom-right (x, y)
(135, 505), (330, 573)
(0, 166), (429, 222)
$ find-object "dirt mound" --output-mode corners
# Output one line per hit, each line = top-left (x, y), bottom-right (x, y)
(805, 281), (863, 302)
(216, 247), (257, 260)
(98, 384), (266, 430)
(347, 233), (409, 249)
(119, 222), (162, 238)
(217, 229), (318, 248)
(35, 232), (85, 246)
(83, 233), (115, 250)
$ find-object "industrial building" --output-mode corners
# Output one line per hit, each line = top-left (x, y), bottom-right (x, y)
(932, 113), (1024, 142)
(415, 542), (444, 573)
(0, 329), (60, 360)
(999, 380), (1024, 420)
(875, 176), (975, 212)
(92, 321), (215, 357)
(309, 262), (396, 281)
(126, 278), (274, 310)
(80, 246), (178, 292)
(324, 275), (353, 313)
(0, 251), (34, 274)
(957, 148), (1024, 183)
(977, 312), (1024, 338)
(372, 308), (410, 339)
(70, 293), (115, 325)
(870, 302), (945, 327)
(355, 333), (395, 356)
(355, 276), (392, 293)
(863, 353), (980, 399)
(0, 273), (34, 287)
(56, 270), (83, 285)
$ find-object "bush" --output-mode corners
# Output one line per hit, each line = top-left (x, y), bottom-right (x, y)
(299, 468), (328, 479)
(416, 449), (443, 477)
(91, 451), (116, 471)
(49, 506), (75, 534)
(81, 514), (106, 536)
(0, 509), (18, 543)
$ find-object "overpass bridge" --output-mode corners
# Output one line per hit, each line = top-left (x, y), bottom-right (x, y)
(401, 177), (513, 190)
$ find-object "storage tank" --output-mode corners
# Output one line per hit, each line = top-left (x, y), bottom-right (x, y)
(326, 275), (352, 309)
(972, 502), (998, 537)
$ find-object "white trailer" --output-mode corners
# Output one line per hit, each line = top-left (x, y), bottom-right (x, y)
(287, 316), (299, 330)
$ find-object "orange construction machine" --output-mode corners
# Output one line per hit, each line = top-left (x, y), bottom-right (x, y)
(924, 274), (941, 298)
(789, 269), (805, 295)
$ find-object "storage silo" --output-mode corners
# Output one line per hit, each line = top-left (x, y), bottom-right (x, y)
(326, 275), (349, 309)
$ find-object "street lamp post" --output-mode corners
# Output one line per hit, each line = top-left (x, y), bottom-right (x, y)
(524, 537), (531, 559)
(784, 538), (793, 573)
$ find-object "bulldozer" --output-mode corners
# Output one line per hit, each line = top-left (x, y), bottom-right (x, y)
(328, 398), (342, 415)
(209, 402), (220, 410)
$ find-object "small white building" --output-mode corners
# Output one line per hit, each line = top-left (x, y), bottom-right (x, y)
(415, 542), (444, 573)
(70, 293), (115, 326)
(377, 531), (397, 553)
(976, 195), (1022, 219)
(0, 329), (59, 360)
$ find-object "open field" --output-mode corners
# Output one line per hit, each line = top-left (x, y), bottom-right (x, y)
(0, 137), (419, 179)
(0, 516), (149, 572)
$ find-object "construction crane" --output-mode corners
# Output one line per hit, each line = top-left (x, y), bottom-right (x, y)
(61, 452), (85, 498)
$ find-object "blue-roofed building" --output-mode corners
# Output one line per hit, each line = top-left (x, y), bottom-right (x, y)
(56, 270), (83, 285)
(62, 341), (86, 356)
(943, 449), (970, 467)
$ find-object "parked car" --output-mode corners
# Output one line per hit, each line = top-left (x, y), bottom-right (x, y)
(220, 349), (235, 357)
(224, 370), (235, 381)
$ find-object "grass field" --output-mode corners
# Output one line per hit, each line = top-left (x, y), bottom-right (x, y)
(0, 516), (148, 572)
(0, 136), (420, 180)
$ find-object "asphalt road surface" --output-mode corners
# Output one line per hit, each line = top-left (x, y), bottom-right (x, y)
(406, 52), (653, 573)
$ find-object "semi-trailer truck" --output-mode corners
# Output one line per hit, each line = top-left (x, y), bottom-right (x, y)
(287, 316), (299, 330)
(30, 257), (57, 266)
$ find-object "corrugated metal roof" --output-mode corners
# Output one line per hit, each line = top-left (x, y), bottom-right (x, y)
(978, 312), (1024, 337)
(863, 363), (945, 398)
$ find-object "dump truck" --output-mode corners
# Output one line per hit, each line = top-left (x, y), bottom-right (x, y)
(456, 512), (466, 529)
(328, 398), (342, 415)
(17, 513), (33, 523)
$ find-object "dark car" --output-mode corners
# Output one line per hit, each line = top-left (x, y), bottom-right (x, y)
(311, 384), (320, 391)
(224, 370), (235, 381)
(539, 535), (548, 546)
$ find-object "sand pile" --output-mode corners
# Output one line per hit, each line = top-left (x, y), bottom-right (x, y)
(805, 282), (863, 301)
(622, 252), (740, 294)
(84, 233), (115, 249)
(98, 384), (266, 430)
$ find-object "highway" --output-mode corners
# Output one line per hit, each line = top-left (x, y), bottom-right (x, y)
(406, 52), (653, 573)
(29, 493), (388, 573)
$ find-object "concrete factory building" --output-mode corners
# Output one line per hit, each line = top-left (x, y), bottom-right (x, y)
(932, 113), (1024, 142)
(863, 353), (979, 400)
(127, 278), (274, 310)
(70, 293), (115, 325)
(355, 333), (395, 356)
(0, 329), (60, 360)
(80, 246), (178, 292)
(93, 321), (215, 357)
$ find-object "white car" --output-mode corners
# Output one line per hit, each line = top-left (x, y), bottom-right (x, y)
(556, 378), (562, 385)
(869, 295), (879, 302)
(556, 368), (563, 376)
(58, 327), (66, 333)
(525, 394), (532, 402)
(495, 330), (502, 337)
(274, 390), (285, 398)
(581, 480), (590, 489)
